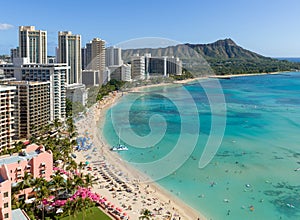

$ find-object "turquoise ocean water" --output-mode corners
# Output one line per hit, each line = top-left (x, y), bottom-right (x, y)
(103, 72), (300, 220)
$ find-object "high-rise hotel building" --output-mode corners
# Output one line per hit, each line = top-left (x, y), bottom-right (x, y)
(57, 31), (82, 84)
(0, 60), (68, 121)
(19, 26), (47, 64)
(131, 54), (145, 80)
(105, 46), (122, 67)
(4, 81), (51, 139)
(0, 85), (15, 150)
(82, 38), (106, 86)
(90, 38), (105, 84)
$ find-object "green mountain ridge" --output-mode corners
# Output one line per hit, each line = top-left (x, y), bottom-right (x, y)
(185, 38), (265, 59)
(122, 39), (300, 75)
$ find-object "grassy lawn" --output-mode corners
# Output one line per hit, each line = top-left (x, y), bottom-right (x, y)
(59, 207), (111, 220)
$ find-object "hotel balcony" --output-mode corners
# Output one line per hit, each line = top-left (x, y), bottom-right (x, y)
(40, 162), (46, 167)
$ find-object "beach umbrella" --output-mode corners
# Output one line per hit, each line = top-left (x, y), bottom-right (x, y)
(48, 195), (55, 201)
(45, 206), (54, 212)
(56, 208), (63, 214)
(25, 198), (36, 204)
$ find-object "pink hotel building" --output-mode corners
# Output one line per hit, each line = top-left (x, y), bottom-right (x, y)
(0, 144), (53, 220)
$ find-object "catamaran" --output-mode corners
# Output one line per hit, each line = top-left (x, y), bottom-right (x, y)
(111, 130), (128, 151)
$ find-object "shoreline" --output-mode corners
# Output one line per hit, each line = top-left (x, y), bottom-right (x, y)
(208, 71), (285, 79)
(129, 71), (285, 92)
(75, 92), (206, 220)
(74, 71), (289, 220)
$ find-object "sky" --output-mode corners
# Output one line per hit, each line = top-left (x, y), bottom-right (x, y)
(0, 0), (300, 57)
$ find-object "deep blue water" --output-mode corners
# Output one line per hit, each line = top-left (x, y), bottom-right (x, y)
(103, 72), (300, 220)
(276, 57), (300, 62)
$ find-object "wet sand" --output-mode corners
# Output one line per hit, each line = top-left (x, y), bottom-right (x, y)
(74, 72), (283, 219)
(75, 91), (206, 220)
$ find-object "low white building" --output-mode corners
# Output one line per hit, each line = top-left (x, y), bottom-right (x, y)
(66, 83), (87, 106)
(131, 54), (145, 80)
(82, 70), (99, 87)
(109, 64), (131, 82)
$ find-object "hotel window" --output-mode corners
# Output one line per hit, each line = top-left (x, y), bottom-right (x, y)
(4, 192), (8, 197)
(4, 202), (8, 208)
(4, 213), (8, 218)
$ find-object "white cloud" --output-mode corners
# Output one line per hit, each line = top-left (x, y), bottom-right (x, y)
(0, 23), (14, 30)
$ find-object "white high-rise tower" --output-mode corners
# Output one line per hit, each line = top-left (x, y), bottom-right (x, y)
(57, 31), (82, 84)
(19, 26), (47, 64)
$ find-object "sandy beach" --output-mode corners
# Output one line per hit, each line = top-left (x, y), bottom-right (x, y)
(74, 91), (206, 220)
(73, 72), (283, 219)
(208, 71), (284, 79)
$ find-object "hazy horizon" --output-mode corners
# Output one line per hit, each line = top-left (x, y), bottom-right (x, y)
(1, 0), (300, 57)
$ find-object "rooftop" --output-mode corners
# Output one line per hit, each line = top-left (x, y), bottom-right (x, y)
(0, 174), (5, 183)
(0, 84), (16, 92)
(11, 209), (30, 220)
(0, 151), (38, 166)
(6, 80), (50, 86)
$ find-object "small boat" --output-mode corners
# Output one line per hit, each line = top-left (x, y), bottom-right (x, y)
(111, 129), (128, 151)
(110, 144), (128, 151)
(245, 184), (252, 188)
(286, 203), (295, 208)
(223, 198), (230, 203)
(294, 167), (300, 171)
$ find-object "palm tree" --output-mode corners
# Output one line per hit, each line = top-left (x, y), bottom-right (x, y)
(13, 141), (24, 153)
(80, 198), (94, 220)
(78, 162), (85, 174)
(83, 173), (96, 188)
(73, 175), (84, 188)
(54, 119), (62, 131)
(65, 178), (76, 194)
(66, 117), (76, 136)
(51, 173), (65, 197)
(15, 172), (33, 201)
(66, 159), (77, 178)
(33, 178), (50, 200)
(69, 198), (83, 219)
(29, 131), (38, 145)
(63, 200), (74, 219)
(139, 209), (152, 220)
(31, 177), (50, 220)
(23, 171), (33, 197)
(1, 147), (9, 155)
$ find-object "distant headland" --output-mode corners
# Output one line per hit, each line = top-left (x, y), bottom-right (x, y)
(122, 38), (300, 75)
